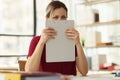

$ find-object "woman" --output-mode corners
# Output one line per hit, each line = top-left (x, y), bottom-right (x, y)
(25, 1), (88, 76)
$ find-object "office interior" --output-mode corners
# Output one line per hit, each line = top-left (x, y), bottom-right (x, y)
(0, 0), (120, 77)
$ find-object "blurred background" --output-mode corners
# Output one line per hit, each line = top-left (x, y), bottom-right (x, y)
(0, 0), (120, 72)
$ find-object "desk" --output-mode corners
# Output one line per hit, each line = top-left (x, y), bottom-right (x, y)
(75, 70), (120, 80)
(0, 70), (119, 80)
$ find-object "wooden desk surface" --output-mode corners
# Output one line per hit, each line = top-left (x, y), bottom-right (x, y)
(0, 66), (18, 71)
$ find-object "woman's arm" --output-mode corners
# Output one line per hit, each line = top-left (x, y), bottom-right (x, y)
(75, 42), (88, 76)
(65, 28), (88, 76)
(25, 39), (45, 72)
(25, 27), (56, 72)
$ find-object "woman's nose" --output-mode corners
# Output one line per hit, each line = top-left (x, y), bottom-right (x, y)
(57, 17), (65, 20)
(58, 17), (62, 20)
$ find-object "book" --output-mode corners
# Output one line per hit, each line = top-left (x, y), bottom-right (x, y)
(0, 71), (61, 80)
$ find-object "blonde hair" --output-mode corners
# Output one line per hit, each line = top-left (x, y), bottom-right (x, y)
(46, 1), (67, 18)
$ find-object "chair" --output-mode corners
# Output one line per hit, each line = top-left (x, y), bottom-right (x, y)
(18, 60), (26, 71)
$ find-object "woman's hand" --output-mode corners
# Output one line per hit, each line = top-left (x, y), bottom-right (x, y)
(40, 27), (56, 44)
(65, 28), (80, 45)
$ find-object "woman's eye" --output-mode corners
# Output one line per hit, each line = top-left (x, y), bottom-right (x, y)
(61, 16), (67, 19)
(52, 16), (67, 20)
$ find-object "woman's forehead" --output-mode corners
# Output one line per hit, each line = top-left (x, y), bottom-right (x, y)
(51, 7), (67, 16)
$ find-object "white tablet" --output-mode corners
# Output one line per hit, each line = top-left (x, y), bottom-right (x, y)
(46, 20), (75, 62)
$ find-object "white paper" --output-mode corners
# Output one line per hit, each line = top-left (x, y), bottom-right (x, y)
(71, 77), (116, 80)
(0, 74), (5, 80)
(46, 20), (75, 62)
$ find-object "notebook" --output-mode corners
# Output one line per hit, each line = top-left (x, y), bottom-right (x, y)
(46, 20), (75, 62)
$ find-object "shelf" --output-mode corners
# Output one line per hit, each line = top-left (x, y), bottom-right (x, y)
(84, 45), (120, 48)
(79, 0), (119, 5)
(77, 20), (120, 27)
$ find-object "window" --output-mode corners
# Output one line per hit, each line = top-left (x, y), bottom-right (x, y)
(0, 0), (34, 55)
